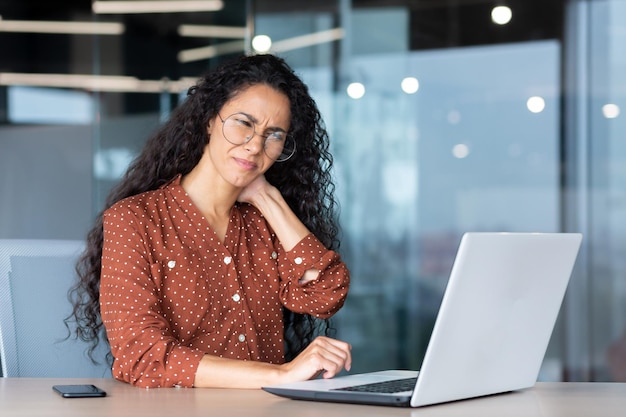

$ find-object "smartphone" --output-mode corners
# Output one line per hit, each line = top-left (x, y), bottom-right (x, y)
(53, 384), (107, 398)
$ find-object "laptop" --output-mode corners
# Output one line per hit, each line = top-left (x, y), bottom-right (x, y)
(263, 232), (583, 407)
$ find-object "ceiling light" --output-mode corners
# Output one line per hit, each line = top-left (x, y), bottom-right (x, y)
(177, 40), (245, 63)
(270, 28), (344, 53)
(178, 24), (246, 39)
(92, 1), (223, 14)
(346, 82), (365, 99)
(602, 104), (620, 119)
(491, 6), (513, 25)
(177, 27), (344, 63)
(0, 19), (124, 35)
(0, 72), (195, 93)
(526, 96), (546, 113)
(251, 35), (272, 53)
(401, 77), (419, 94)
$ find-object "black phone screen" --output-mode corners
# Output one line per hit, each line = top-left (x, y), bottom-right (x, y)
(52, 384), (107, 398)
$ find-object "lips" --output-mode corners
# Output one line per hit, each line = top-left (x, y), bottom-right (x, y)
(234, 157), (258, 171)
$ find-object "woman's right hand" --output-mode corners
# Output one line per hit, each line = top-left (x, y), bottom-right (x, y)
(279, 336), (352, 383)
(193, 336), (351, 388)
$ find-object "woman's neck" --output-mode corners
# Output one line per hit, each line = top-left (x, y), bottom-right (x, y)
(181, 160), (239, 241)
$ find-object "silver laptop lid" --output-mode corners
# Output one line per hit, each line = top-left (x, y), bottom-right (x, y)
(411, 232), (582, 407)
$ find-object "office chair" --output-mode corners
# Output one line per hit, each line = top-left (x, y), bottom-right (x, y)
(0, 239), (111, 377)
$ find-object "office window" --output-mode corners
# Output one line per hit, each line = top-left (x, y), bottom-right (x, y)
(254, 1), (561, 377)
(563, 0), (626, 381)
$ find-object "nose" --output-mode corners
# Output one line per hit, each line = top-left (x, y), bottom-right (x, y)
(244, 131), (265, 154)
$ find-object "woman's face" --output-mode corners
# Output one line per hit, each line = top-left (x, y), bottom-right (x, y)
(206, 83), (291, 188)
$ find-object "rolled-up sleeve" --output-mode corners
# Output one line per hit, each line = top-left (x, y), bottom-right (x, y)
(278, 233), (350, 318)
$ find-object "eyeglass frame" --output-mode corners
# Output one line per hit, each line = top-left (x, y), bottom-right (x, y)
(216, 112), (296, 162)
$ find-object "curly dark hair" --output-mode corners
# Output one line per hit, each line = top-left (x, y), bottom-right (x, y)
(66, 53), (341, 364)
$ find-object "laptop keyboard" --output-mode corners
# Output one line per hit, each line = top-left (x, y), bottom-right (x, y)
(333, 377), (417, 394)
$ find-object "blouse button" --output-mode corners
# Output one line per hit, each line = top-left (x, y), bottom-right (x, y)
(232, 293), (241, 302)
(224, 256), (232, 265)
(294, 257), (303, 265)
(167, 260), (176, 268)
(238, 334), (246, 343)
(271, 251), (277, 259)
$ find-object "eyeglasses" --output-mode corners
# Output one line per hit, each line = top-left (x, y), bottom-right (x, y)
(217, 112), (296, 162)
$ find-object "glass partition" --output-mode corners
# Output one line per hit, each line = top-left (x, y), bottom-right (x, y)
(583, 0), (626, 382)
(254, 1), (563, 378)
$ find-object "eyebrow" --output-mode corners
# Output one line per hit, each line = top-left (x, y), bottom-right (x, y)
(239, 111), (288, 133)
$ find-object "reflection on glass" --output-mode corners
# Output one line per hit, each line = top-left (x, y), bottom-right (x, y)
(527, 96), (546, 113)
(602, 103), (620, 119)
(401, 77), (419, 94)
(298, 40), (561, 375)
(346, 82), (365, 99)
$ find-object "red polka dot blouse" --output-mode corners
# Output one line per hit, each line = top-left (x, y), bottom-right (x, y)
(100, 176), (350, 388)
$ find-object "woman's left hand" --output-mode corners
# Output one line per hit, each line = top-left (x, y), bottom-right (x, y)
(237, 175), (271, 206)
(237, 174), (309, 252)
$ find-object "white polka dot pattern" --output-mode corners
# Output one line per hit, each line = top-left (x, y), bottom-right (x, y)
(100, 175), (350, 388)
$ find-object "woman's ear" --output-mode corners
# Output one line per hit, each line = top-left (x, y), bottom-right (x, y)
(206, 114), (219, 140)
(206, 116), (216, 134)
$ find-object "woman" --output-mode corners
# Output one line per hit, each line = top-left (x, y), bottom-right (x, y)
(68, 54), (351, 388)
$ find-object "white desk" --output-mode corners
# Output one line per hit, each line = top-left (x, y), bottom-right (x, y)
(1, 378), (625, 416)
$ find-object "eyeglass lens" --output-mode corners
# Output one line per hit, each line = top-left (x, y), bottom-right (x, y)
(222, 113), (295, 162)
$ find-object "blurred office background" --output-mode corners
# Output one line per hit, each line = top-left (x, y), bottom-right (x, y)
(1, 0), (625, 381)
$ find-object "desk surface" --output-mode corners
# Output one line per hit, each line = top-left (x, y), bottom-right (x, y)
(2, 378), (626, 417)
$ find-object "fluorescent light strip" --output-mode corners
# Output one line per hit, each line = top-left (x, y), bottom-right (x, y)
(178, 24), (246, 39)
(0, 73), (196, 94)
(0, 19), (125, 35)
(177, 28), (345, 63)
(92, 1), (223, 14)
(177, 40), (245, 63)
(271, 28), (344, 53)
